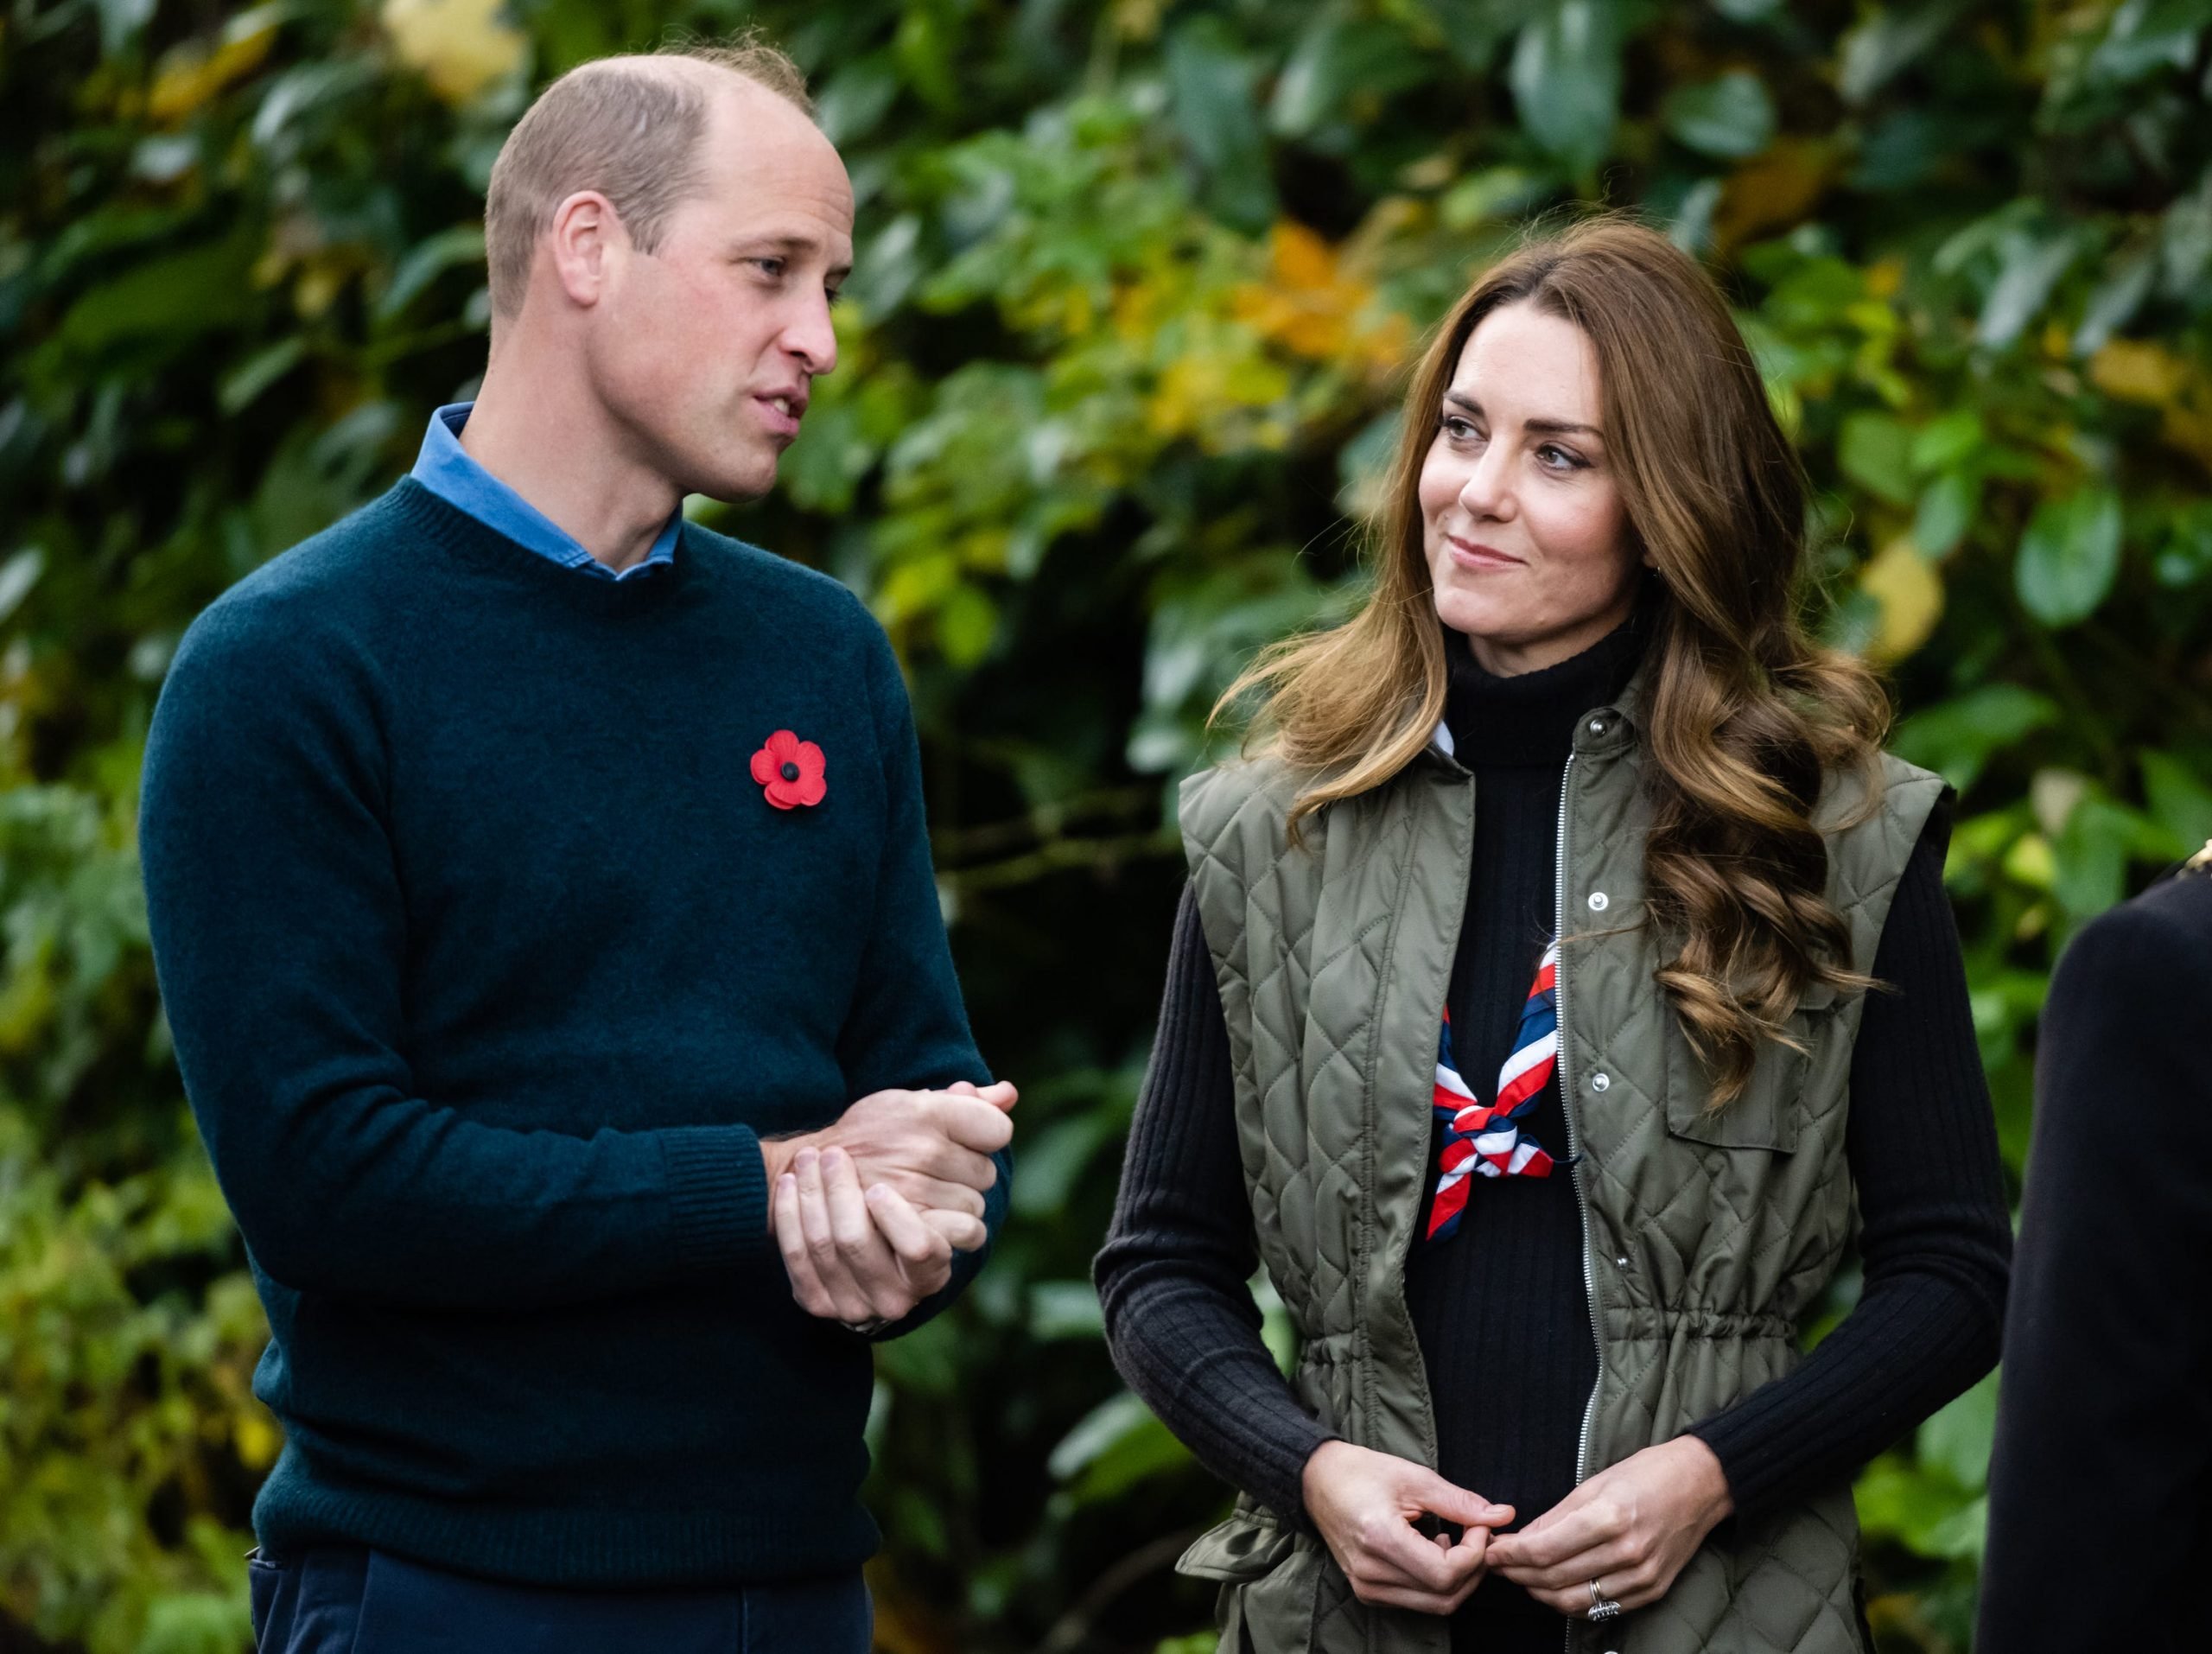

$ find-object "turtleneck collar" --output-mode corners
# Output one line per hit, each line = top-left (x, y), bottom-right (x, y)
(1441, 611), (1649, 769)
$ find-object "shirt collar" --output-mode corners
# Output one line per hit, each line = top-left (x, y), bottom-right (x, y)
(410, 403), (681, 582)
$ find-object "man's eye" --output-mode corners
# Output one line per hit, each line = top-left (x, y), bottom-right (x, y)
(750, 258), (786, 278)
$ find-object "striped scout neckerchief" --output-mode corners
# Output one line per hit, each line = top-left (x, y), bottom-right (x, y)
(1425, 940), (1568, 1244)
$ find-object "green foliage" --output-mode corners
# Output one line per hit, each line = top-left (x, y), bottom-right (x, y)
(4, 1), (2210, 1651)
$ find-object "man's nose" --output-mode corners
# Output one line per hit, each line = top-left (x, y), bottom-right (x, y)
(785, 292), (839, 379)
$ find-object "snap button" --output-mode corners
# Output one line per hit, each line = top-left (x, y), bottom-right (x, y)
(1588, 718), (1606, 734)
(1587, 891), (1609, 912)
(1590, 1072), (1611, 1092)
(1616, 1256), (1630, 1269)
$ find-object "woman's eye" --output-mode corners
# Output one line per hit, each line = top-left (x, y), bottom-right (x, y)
(1442, 416), (1483, 442)
(1536, 443), (1584, 471)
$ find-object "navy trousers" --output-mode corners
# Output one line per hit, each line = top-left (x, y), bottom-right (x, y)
(248, 1548), (872, 1654)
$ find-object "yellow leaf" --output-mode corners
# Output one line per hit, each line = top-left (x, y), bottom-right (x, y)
(2003, 832), (2056, 891)
(148, 22), (278, 124)
(1269, 222), (1339, 295)
(2089, 339), (2186, 404)
(383, 0), (526, 105)
(1713, 138), (1832, 251)
(1859, 538), (1943, 662)
(234, 1409), (283, 1472)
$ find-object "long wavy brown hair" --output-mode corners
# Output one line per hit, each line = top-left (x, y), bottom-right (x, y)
(1222, 214), (1891, 1104)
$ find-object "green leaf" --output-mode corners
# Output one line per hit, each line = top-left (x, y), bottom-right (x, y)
(376, 226), (487, 321)
(1909, 410), (1984, 474)
(1911, 471), (1978, 558)
(2015, 486), (2123, 627)
(2052, 795), (2139, 919)
(1917, 1370), (1998, 1492)
(1049, 1390), (1192, 1503)
(1509, 2), (1624, 175)
(813, 52), (901, 147)
(217, 337), (307, 415)
(2142, 751), (2212, 856)
(1662, 72), (1777, 160)
(1838, 412), (1916, 506)
(55, 236), (257, 356)
(1891, 685), (2058, 793)
(1978, 227), (2080, 349)
(1027, 1279), (1104, 1341)
(2073, 245), (2158, 355)
(1837, 2), (1968, 105)
(0, 546), (47, 626)
(1165, 20), (1276, 233)
(1268, 16), (1430, 140)
(1047, 1390), (1153, 1482)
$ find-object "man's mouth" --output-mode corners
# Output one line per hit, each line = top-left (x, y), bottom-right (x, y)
(755, 393), (807, 437)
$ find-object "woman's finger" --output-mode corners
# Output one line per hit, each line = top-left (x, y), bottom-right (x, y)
(1488, 1495), (1616, 1574)
(1347, 1578), (1474, 1615)
(1495, 1534), (1641, 1594)
(1357, 1513), (1484, 1596)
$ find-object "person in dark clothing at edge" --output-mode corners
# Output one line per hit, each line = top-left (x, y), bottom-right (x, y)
(1979, 836), (2212, 1653)
(137, 41), (1016, 1654)
(1095, 217), (2011, 1654)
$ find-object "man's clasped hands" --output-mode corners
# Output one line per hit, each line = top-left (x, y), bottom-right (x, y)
(1299, 1433), (1732, 1619)
(764, 1081), (1018, 1329)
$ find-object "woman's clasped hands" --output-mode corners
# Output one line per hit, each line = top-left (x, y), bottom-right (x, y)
(1302, 1435), (1732, 1619)
(1300, 1441), (1514, 1614)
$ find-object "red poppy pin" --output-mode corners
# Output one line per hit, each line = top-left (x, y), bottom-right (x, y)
(751, 728), (827, 811)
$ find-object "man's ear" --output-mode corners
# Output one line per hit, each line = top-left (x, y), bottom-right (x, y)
(545, 189), (626, 309)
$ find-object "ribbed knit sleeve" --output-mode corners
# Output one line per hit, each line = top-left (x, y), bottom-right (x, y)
(1095, 887), (1338, 1524)
(1687, 806), (2012, 1519)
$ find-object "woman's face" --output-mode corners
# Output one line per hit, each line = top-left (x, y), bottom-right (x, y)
(1417, 302), (1646, 676)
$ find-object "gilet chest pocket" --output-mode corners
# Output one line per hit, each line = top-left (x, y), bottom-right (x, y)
(1662, 979), (1837, 1154)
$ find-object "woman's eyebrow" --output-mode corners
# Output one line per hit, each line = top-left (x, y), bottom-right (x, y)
(1442, 390), (1602, 439)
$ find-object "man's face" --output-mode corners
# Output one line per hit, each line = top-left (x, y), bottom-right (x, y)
(586, 80), (854, 503)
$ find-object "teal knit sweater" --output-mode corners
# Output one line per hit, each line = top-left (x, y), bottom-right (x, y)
(139, 479), (1006, 1587)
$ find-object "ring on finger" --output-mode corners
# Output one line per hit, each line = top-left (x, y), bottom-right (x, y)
(1587, 1577), (1623, 1622)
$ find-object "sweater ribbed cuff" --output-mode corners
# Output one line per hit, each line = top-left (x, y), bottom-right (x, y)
(659, 1125), (772, 1270)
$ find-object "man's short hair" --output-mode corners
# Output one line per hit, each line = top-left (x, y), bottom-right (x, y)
(483, 37), (812, 321)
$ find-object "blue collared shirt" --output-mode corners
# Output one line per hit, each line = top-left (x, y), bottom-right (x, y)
(410, 403), (681, 581)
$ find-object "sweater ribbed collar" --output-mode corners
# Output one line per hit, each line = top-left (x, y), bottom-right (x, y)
(1441, 612), (1649, 770)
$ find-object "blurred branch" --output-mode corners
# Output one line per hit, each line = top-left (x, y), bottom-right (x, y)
(932, 786), (1162, 863)
(1028, 1529), (1201, 1654)
(939, 830), (1180, 894)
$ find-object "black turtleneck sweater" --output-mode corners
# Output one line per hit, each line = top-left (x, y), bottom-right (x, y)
(1095, 622), (2010, 1651)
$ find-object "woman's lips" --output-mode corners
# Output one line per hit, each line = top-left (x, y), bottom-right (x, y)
(1446, 534), (1522, 572)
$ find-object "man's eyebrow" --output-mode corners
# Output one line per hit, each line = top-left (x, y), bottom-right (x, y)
(1440, 390), (1601, 438)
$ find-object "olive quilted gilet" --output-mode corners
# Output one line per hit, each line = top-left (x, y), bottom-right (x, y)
(1173, 671), (1945, 1654)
